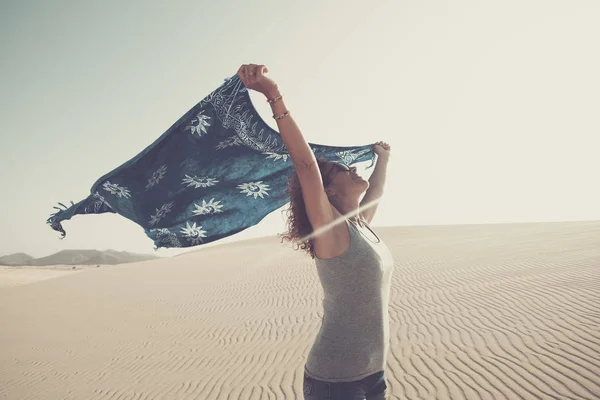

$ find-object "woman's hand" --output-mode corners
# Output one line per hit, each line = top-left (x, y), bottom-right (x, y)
(237, 64), (279, 98)
(373, 141), (391, 158)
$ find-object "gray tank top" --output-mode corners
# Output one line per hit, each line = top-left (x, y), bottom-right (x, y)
(304, 218), (394, 382)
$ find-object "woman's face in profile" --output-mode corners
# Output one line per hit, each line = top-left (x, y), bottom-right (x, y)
(325, 162), (369, 195)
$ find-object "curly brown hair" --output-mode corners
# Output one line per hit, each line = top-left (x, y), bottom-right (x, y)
(278, 157), (338, 259)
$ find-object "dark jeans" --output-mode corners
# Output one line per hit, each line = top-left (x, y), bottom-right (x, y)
(303, 370), (388, 400)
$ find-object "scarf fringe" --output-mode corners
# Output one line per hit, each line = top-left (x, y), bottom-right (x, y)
(46, 200), (78, 239)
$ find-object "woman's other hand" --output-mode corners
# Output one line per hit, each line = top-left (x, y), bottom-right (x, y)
(374, 141), (391, 158)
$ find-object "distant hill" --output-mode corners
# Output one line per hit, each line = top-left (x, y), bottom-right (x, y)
(0, 250), (159, 266)
(0, 253), (36, 266)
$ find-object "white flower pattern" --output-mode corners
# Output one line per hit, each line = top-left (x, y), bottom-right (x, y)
(182, 175), (219, 189)
(102, 181), (132, 199)
(192, 198), (224, 216)
(237, 181), (270, 199)
(336, 149), (370, 165)
(186, 111), (211, 137)
(180, 221), (207, 245)
(263, 151), (290, 162)
(149, 202), (174, 227)
(146, 165), (167, 190)
(215, 136), (243, 150)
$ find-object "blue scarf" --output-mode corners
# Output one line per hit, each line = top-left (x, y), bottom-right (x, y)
(47, 75), (376, 249)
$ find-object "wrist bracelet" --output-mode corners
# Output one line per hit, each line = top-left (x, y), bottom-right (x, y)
(267, 94), (283, 104)
(273, 110), (290, 120)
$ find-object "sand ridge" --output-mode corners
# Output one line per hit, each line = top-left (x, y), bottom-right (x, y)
(0, 221), (599, 399)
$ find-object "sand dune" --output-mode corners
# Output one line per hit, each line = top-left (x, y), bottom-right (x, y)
(1, 221), (599, 399)
(0, 266), (84, 288)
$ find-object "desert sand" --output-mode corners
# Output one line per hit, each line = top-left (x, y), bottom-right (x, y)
(1, 221), (599, 399)
(0, 266), (85, 288)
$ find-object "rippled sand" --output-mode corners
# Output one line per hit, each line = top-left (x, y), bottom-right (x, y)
(1, 221), (599, 399)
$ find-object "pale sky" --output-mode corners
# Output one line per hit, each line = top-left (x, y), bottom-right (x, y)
(1, 0), (599, 258)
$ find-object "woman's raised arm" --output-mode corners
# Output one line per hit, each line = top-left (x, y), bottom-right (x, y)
(237, 64), (335, 230)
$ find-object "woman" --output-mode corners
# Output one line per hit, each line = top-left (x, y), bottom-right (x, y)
(237, 64), (393, 400)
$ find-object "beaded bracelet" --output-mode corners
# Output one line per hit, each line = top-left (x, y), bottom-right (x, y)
(273, 110), (290, 120)
(267, 94), (283, 104)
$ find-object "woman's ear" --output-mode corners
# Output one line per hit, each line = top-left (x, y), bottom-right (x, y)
(324, 188), (335, 197)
